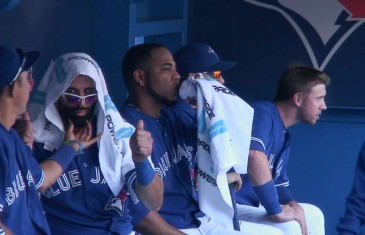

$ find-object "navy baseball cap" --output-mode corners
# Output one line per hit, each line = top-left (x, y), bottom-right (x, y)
(173, 43), (237, 77)
(0, 45), (40, 89)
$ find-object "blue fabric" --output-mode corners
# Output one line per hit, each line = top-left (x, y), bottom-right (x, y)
(253, 181), (282, 215)
(135, 160), (155, 186)
(337, 142), (365, 235)
(0, 124), (51, 235)
(236, 100), (294, 210)
(121, 97), (204, 229)
(48, 144), (76, 171)
(32, 123), (134, 235)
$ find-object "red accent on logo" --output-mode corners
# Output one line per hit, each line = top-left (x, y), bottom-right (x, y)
(339, 0), (365, 18)
(119, 190), (127, 202)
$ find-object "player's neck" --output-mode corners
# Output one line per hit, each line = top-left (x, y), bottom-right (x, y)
(0, 99), (18, 130)
(127, 94), (162, 118)
(275, 101), (299, 128)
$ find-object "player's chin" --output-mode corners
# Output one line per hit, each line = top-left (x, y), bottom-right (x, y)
(307, 117), (319, 125)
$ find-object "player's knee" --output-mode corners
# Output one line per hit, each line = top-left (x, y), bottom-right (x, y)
(303, 203), (324, 224)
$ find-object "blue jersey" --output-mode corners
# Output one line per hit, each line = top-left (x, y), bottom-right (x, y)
(337, 142), (365, 234)
(121, 98), (204, 229)
(0, 124), (51, 235)
(33, 131), (134, 235)
(236, 100), (294, 206)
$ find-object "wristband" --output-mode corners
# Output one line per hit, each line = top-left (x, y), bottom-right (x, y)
(135, 160), (155, 186)
(253, 180), (282, 215)
(49, 144), (77, 171)
(63, 140), (84, 155)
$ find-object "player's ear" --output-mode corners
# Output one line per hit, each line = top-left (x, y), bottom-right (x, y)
(133, 69), (145, 86)
(293, 92), (302, 106)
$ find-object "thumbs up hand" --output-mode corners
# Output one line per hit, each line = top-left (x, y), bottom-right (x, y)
(130, 120), (153, 162)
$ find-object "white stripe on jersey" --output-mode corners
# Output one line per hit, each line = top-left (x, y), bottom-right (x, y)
(251, 137), (266, 151)
(275, 181), (290, 187)
(35, 170), (45, 190)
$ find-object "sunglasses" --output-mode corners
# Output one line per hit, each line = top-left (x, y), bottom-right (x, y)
(62, 92), (98, 105)
(202, 71), (222, 80)
(213, 71), (221, 79)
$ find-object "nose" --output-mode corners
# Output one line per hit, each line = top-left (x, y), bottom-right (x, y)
(321, 100), (327, 110)
(173, 70), (181, 81)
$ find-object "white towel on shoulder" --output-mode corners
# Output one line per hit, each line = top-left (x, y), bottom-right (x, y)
(180, 76), (254, 228)
(29, 53), (135, 196)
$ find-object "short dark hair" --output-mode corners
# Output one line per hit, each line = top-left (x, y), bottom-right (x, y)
(121, 43), (165, 92)
(274, 65), (330, 102)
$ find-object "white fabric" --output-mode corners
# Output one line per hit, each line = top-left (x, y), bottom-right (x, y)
(179, 77), (254, 228)
(28, 53), (135, 196)
(180, 215), (282, 235)
(237, 203), (325, 235)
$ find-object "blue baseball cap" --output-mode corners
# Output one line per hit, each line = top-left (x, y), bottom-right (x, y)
(0, 45), (40, 89)
(173, 43), (237, 77)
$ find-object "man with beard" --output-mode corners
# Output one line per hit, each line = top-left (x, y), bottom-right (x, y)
(25, 52), (163, 235)
(119, 43), (256, 235)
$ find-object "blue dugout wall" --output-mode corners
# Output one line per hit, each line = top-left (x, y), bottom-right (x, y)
(1, 0), (365, 234)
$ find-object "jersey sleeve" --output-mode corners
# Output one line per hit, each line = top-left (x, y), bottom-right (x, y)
(338, 143), (365, 234)
(250, 108), (273, 153)
(124, 169), (150, 226)
(168, 96), (197, 131)
(21, 149), (45, 190)
(127, 199), (150, 226)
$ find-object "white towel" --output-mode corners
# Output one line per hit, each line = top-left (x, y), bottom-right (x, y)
(180, 76), (254, 228)
(28, 53), (135, 196)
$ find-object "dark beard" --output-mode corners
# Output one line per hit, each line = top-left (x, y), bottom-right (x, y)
(145, 74), (178, 106)
(56, 100), (96, 128)
(70, 115), (90, 128)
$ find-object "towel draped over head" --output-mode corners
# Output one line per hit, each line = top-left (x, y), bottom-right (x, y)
(29, 52), (135, 196)
(180, 76), (254, 228)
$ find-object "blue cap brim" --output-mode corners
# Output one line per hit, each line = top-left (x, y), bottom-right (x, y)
(23, 51), (40, 71)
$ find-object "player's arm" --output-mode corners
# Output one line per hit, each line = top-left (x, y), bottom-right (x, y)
(13, 111), (102, 193)
(38, 120), (101, 192)
(130, 120), (163, 211)
(135, 211), (186, 235)
(248, 149), (295, 222)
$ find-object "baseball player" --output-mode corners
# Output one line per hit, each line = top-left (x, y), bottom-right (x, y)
(235, 65), (330, 235)
(120, 43), (283, 235)
(26, 52), (162, 235)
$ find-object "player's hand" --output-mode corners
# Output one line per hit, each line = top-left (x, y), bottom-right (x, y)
(13, 112), (34, 149)
(289, 201), (308, 235)
(64, 120), (102, 152)
(130, 120), (153, 162)
(226, 172), (242, 191)
(269, 204), (296, 223)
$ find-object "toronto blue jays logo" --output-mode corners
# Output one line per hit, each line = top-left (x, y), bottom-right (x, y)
(243, 0), (365, 70)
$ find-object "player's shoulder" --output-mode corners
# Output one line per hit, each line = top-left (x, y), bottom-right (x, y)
(251, 100), (275, 111)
